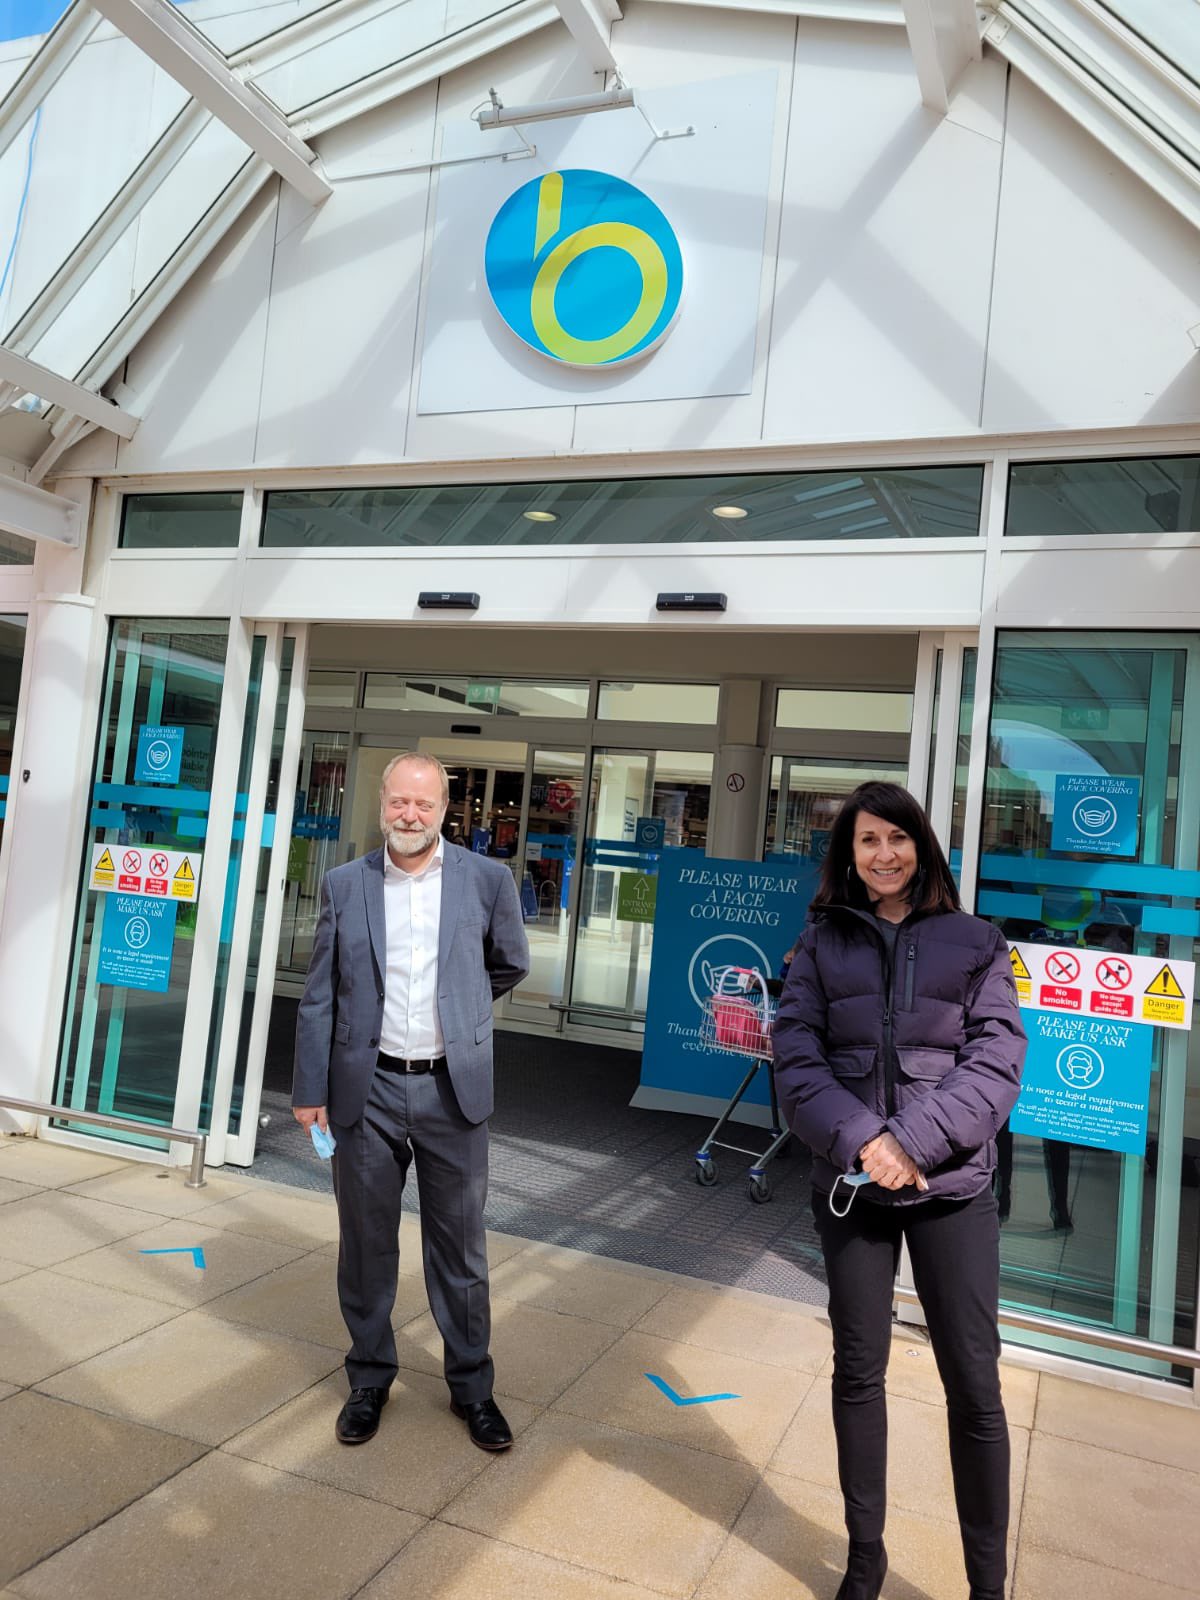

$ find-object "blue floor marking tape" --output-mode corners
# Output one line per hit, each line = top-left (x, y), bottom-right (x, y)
(140, 1246), (207, 1269)
(644, 1373), (739, 1406)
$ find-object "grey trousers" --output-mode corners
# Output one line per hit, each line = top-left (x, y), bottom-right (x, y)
(330, 1065), (493, 1402)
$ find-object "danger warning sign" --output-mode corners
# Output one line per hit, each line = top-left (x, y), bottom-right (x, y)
(90, 843), (202, 902)
(1009, 941), (1194, 1033)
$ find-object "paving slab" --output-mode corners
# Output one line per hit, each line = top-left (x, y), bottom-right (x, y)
(223, 1368), (539, 1518)
(768, 1375), (1030, 1525)
(358, 1520), (668, 1600)
(693, 1470), (970, 1600)
(1034, 1372), (1200, 1472)
(487, 1247), (672, 1328)
(634, 1283), (834, 1373)
(0, 1270), (180, 1385)
(0, 1141), (127, 1187)
(0, 1258), (34, 1286)
(553, 1327), (815, 1466)
(203, 1250), (352, 1347)
(37, 1309), (342, 1445)
(52, 1218), (307, 1309)
(1020, 1432), (1200, 1590)
(395, 1296), (623, 1406)
(188, 1186), (341, 1248)
(1013, 1543), (1198, 1599)
(442, 1410), (759, 1598)
(64, 1165), (251, 1217)
(0, 1177), (42, 1205)
(8, 1450), (423, 1600)
(0, 1390), (203, 1586)
(0, 1192), (165, 1266)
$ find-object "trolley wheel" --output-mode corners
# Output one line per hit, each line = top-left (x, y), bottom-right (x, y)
(695, 1157), (718, 1187)
(748, 1174), (772, 1204)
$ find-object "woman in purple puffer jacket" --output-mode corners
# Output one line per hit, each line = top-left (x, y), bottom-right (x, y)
(773, 782), (1026, 1600)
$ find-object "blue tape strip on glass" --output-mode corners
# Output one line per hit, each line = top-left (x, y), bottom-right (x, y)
(310, 1124), (336, 1159)
(980, 853), (1200, 897)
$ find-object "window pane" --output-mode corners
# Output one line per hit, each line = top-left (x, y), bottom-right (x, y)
(121, 492), (243, 550)
(598, 682), (718, 724)
(0, 529), (35, 564)
(775, 688), (913, 733)
(0, 613), (27, 856)
(362, 675), (588, 718)
(1007, 456), (1200, 536)
(262, 467), (985, 549)
(305, 670), (358, 707)
(978, 633), (1200, 1379)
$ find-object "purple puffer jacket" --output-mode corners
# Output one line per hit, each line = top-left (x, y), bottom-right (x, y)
(772, 906), (1026, 1204)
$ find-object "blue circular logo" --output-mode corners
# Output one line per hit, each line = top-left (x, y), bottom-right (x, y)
(484, 169), (684, 367)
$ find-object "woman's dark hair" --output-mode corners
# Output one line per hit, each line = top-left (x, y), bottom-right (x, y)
(812, 781), (960, 915)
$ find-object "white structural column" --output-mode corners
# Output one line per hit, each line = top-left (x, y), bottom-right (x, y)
(0, 577), (101, 1116)
(553, 0), (621, 73)
(901, 0), (981, 111)
(87, 0), (332, 206)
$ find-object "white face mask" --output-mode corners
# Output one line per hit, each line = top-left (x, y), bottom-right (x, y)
(828, 1170), (873, 1218)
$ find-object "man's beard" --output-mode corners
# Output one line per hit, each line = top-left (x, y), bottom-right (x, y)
(383, 818), (441, 856)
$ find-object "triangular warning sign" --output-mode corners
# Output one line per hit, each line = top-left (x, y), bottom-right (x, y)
(173, 857), (195, 881)
(95, 848), (115, 873)
(1145, 964), (1185, 999)
(1009, 948), (1031, 981)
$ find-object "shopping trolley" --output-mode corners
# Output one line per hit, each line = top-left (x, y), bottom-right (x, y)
(693, 965), (791, 1204)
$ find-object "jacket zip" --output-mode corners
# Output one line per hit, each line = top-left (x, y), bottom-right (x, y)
(881, 940), (896, 1117)
(903, 942), (917, 1010)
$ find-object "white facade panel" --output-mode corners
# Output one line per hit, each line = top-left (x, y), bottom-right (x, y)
(763, 27), (1006, 445)
(983, 74), (1200, 435)
(115, 185), (279, 473)
(254, 89), (439, 468)
(996, 542), (1200, 627)
(102, 555), (244, 616)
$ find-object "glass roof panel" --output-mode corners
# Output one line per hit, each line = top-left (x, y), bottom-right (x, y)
(1096, 0), (1200, 86)
(167, 0), (346, 57)
(0, 0), (73, 46)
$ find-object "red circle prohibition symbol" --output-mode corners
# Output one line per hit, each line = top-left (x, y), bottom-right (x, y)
(1046, 949), (1081, 984)
(122, 850), (142, 873)
(1095, 957), (1132, 991)
(149, 853), (169, 877)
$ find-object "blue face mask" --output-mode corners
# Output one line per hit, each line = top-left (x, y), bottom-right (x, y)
(310, 1124), (337, 1160)
(829, 1170), (872, 1218)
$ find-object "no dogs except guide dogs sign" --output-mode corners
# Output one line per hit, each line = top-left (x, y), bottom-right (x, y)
(1008, 942), (1194, 1031)
(90, 844), (203, 902)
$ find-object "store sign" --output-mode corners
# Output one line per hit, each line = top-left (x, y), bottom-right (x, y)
(1051, 774), (1140, 857)
(635, 851), (803, 1111)
(96, 894), (177, 993)
(1011, 1012), (1155, 1155)
(134, 725), (184, 785)
(616, 873), (657, 923)
(90, 843), (202, 901)
(484, 169), (684, 368)
(1009, 941), (1194, 1030)
(1008, 940), (1194, 1157)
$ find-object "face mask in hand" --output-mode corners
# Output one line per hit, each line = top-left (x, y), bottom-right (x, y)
(829, 1170), (872, 1218)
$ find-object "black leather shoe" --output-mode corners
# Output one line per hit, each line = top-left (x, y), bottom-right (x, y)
(336, 1386), (388, 1445)
(835, 1539), (887, 1600)
(451, 1396), (513, 1451)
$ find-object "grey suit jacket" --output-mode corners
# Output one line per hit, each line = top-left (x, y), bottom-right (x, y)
(292, 841), (530, 1126)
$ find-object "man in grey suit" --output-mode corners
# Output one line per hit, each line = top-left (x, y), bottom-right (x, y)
(292, 752), (530, 1449)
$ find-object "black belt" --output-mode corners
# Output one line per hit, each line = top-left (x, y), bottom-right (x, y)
(376, 1052), (446, 1075)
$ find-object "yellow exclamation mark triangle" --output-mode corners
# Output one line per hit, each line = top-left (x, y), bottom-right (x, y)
(1145, 964), (1185, 999)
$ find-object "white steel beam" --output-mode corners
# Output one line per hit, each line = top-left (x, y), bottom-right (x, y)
(901, 0), (981, 111)
(0, 471), (82, 546)
(0, 0), (101, 163)
(5, 101), (211, 357)
(87, 0), (331, 205)
(0, 345), (139, 437)
(641, 0), (902, 18)
(552, 0), (620, 73)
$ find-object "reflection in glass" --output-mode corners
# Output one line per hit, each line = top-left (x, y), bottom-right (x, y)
(262, 467), (985, 549)
(0, 614), (28, 856)
(362, 675), (589, 718)
(598, 682), (718, 725)
(278, 729), (348, 978)
(1007, 455), (1200, 536)
(120, 492), (243, 549)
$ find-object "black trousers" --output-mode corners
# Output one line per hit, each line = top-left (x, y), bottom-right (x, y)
(813, 1186), (1009, 1594)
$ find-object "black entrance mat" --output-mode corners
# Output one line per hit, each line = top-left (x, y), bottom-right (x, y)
(250, 1000), (828, 1304)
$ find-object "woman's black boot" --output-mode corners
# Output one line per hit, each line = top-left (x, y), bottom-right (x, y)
(835, 1538), (887, 1600)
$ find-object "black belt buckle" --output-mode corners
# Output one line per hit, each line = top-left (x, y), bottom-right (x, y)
(377, 1053), (444, 1075)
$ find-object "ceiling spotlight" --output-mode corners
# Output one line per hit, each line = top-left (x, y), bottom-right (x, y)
(711, 505), (748, 520)
(523, 510), (558, 523)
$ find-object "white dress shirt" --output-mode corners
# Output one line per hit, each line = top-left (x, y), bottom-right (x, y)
(380, 835), (445, 1058)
